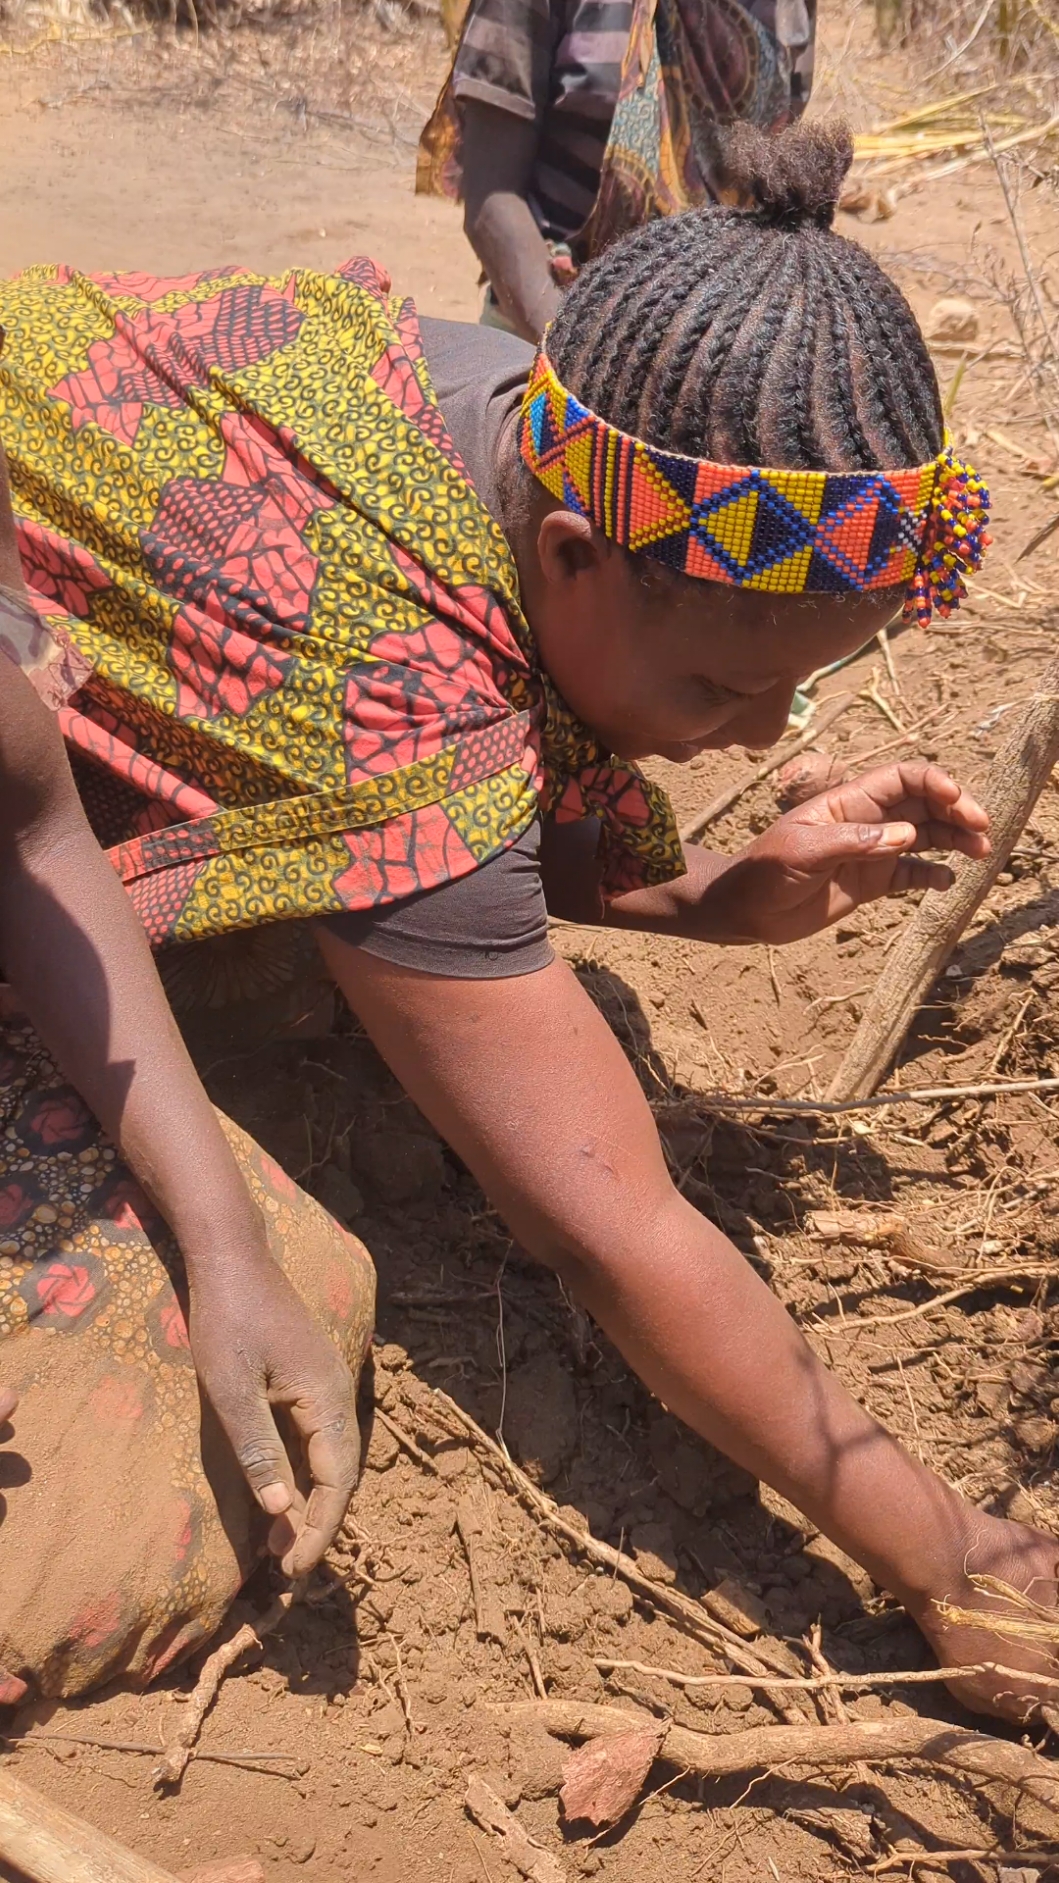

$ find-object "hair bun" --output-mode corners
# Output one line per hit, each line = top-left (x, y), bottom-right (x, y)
(714, 120), (855, 230)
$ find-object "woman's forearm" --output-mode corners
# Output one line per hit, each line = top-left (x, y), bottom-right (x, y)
(0, 821), (266, 1269)
(465, 192), (561, 342)
(460, 98), (561, 343)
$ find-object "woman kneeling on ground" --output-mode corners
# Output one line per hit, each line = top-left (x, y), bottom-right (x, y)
(0, 121), (1053, 1720)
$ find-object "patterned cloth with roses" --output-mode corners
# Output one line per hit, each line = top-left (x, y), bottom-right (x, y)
(0, 1016), (375, 1700)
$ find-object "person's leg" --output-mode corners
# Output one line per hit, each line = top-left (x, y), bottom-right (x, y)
(320, 934), (1059, 1721)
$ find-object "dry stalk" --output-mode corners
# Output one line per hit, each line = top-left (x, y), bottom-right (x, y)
(983, 126), (1059, 461)
(592, 1654), (1059, 1698)
(934, 1573), (1059, 1648)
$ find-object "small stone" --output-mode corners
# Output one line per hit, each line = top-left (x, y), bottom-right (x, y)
(925, 296), (979, 343)
(289, 1839), (316, 1864)
(435, 1445), (470, 1481)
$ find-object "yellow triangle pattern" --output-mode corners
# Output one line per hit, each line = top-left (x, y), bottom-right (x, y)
(761, 469), (827, 526)
(745, 545), (815, 593)
(564, 429), (594, 510)
(702, 491), (758, 567)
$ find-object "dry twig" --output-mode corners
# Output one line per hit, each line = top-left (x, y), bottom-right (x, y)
(456, 1494), (507, 1644)
(153, 1583), (304, 1786)
(593, 1654), (1059, 1697)
(465, 1776), (567, 1883)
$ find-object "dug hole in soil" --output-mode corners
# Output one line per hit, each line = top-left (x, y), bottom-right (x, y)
(3, 3), (1059, 1878)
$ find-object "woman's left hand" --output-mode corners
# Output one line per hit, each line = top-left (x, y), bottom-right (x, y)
(186, 1252), (361, 1577)
(717, 760), (990, 945)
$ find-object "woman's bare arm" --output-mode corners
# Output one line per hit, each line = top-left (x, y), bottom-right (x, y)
(0, 575), (359, 1570)
(318, 938), (1042, 1640)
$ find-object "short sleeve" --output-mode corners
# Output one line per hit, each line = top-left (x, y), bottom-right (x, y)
(450, 0), (559, 125)
(320, 822), (554, 980)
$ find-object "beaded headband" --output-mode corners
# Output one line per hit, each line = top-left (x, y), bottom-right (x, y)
(518, 350), (990, 625)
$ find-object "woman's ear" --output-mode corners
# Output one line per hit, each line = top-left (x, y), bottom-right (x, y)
(535, 509), (608, 588)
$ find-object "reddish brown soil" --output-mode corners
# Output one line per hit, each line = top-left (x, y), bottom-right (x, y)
(3, 10), (1059, 1880)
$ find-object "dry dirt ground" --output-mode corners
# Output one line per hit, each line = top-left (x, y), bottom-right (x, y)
(3, 9), (1059, 1882)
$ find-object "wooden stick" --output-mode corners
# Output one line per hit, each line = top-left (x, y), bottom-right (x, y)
(0, 1765), (181, 1883)
(495, 1700), (1059, 1823)
(679, 694), (852, 844)
(829, 655), (1059, 1101)
(670, 1074), (1059, 1116)
(465, 1776), (567, 1883)
(456, 1495), (506, 1643)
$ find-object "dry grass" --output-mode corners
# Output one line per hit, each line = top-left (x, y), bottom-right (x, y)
(875, 0), (1059, 84)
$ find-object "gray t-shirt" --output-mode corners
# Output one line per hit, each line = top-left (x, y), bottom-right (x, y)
(324, 319), (554, 980)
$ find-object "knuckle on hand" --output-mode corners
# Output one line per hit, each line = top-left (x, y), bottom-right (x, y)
(235, 1436), (285, 1483)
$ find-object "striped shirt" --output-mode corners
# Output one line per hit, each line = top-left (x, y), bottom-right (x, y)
(449, 0), (816, 244)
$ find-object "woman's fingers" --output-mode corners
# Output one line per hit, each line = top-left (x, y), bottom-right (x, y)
(824, 763), (990, 835)
(907, 820), (991, 858)
(279, 1396), (360, 1577)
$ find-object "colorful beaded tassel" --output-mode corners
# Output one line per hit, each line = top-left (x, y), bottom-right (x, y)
(903, 447), (992, 626)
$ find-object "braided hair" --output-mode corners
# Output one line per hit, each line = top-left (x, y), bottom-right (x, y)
(544, 121), (943, 475)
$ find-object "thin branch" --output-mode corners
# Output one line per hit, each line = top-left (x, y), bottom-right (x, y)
(593, 1656), (1059, 1697)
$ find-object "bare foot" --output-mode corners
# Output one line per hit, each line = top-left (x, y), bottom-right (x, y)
(908, 1511), (1059, 1722)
